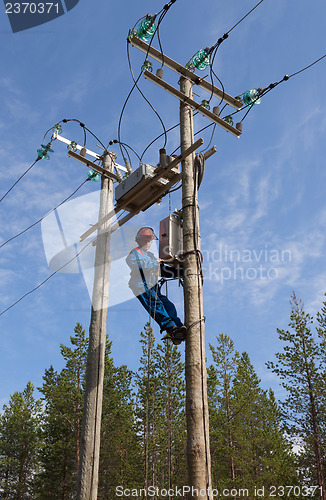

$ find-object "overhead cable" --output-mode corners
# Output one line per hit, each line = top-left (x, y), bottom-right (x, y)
(0, 158), (40, 203)
(0, 179), (89, 250)
(0, 236), (95, 317)
(118, 2), (178, 164)
(222, 53), (326, 123)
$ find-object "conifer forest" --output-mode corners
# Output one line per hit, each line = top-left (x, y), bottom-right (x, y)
(1, 294), (326, 499)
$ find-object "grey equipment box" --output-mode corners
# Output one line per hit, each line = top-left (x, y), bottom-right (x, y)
(115, 164), (156, 202)
(159, 212), (183, 263)
(114, 162), (181, 213)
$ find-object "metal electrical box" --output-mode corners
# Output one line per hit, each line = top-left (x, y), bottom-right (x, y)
(114, 162), (181, 213)
(115, 164), (156, 203)
(159, 212), (183, 262)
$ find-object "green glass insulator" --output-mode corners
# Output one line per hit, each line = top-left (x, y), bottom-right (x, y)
(37, 148), (50, 160)
(128, 29), (137, 42)
(191, 49), (211, 71)
(201, 100), (210, 110)
(141, 60), (153, 73)
(37, 148), (46, 159)
(52, 123), (62, 135)
(41, 144), (54, 153)
(88, 169), (100, 182)
(224, 115), (233, 126)
(243, 89), (261, 106)
(68, 141), (78, 152)
(136, 18), (156, 42)
(38, 144), (52, 159)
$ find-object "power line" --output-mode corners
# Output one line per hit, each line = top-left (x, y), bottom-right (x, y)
(0, 158), (40, 203)
(126, 40), (168, 152)
(118, 3), (178, 165)
(226, 0), (264, 36)
(288, 54), (326, 78)
(0, 179), (89, 250)
(0, 235), (95, 317)
(43, 118), (106, 150)
(220, 53), (326, 123)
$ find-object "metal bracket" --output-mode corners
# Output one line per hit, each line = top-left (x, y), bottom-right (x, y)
(67, 150), (120, 181)
(129, 36), (242, 110)
(143, 71), (241, 138)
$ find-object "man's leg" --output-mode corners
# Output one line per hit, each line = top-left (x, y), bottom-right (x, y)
(136, 288), (176, 332)
(158, 292), (183, 328)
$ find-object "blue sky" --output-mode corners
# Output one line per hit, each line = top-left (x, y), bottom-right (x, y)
(0, 0), (326, 408)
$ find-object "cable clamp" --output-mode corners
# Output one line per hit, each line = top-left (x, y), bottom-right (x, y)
(187, 317), (206, 330)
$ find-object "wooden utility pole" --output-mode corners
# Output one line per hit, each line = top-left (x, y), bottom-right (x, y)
(180, 75), (212, 498)
(77, 151), (114, 500)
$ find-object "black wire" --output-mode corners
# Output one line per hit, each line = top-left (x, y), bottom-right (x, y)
(0, 179), (89, 250)
(156, 10), (167, 69)
(119, 141), (141, 162)
(289, 54), (326, 78)
(67, 119), (106, 149)
(221, 53), (326, 124)
(226, 0), (264, 36)
(167, 182), (182, 194)
(126, 37), (168, 153)
(117, 50), (144, 162)
(140, 120), (181, 161)
(118, 4), (177, 164)
(119, 143), (133, 166)
(204, 45), (226, 109)
(83, 125), (106, 149)
(0, 236), (96, 317)
(0, 158), (40, 203)
(43, 118), (106, 150)
(200, 124), (216, 154)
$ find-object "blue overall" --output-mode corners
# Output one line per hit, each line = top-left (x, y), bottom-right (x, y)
(126, 248), (183, 332)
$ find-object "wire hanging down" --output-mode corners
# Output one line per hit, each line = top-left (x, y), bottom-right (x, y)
(118, 4), (178, 165)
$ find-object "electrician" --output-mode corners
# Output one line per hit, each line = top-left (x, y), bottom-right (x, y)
(126, 227), (187, 345)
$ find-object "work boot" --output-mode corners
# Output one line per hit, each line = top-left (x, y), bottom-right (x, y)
(162, 325), (179, 341)
(172, 325), (187, 341)
(162, 325), (187, 345)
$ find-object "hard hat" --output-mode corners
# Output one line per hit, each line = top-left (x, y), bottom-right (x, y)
(135, 227), (158, 241)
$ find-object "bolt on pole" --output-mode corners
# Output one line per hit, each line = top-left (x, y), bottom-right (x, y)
(180, 75), (212, 498)
(77, 152), (114, 500)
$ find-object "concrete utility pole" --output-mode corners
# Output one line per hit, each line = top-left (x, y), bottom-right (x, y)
(77, 151), (114, 500)
(180, 76), (212, 498)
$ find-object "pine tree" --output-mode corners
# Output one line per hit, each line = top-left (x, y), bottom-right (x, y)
(134, 323), (187, 490)
(267, 293), (326, 498)
(0, 381), (42, 499)
(208, 334), (299, 498)
(36, 322), (88, 499)
(232, 352), (298, 494)
(36, 322), (141, 499)
(207, 334), (239, 488)
(98, 338), (143, 499)
(153, 339), (186, 488)
(134, 323), (157, 489)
